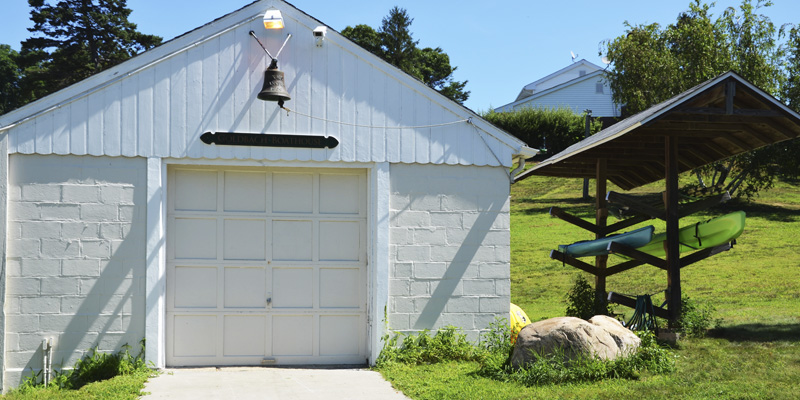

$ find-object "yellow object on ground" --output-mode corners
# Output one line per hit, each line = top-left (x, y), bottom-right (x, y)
(510, 303), (531, 343)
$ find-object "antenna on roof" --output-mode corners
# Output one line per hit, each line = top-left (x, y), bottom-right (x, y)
(571, 51), (578, 62)
(601, 56), (611, 65)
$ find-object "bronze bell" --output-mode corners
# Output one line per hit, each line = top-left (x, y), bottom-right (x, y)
(258, 59), (291, 104)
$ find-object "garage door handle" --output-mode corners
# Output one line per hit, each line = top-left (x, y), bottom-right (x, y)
(266, 297), (272, 306)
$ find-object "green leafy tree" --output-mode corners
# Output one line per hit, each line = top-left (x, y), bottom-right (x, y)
(0, 44), (23, 115)
(19, 0), (162, 101)
(602, 0), (799, 198)
(342, 7), (470, 104)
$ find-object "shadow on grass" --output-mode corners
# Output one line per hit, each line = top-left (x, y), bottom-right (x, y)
(708, 323), (800, 342)
(720, 201), (800, 222)
(515, 197), (596, 216)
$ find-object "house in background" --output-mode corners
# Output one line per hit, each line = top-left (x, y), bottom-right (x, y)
(0, 0), (536, 390)
(495, 59), (621, 117)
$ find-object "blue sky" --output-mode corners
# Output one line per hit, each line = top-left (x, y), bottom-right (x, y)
(2, 0), (799, 112)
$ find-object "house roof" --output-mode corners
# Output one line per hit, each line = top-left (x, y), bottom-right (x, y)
(498, 69), (606, 111)
(514, 71), (800, 189)
(0, 0), (534, 167)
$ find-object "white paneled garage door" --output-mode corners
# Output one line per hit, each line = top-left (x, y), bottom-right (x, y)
(166, 166), (368, 366)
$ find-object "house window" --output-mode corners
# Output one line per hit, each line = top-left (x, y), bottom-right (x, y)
(579, 70), (586, 77)
(596, 82), (604, 94)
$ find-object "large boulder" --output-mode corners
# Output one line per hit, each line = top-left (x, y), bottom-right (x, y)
(510, 315), (640, 368)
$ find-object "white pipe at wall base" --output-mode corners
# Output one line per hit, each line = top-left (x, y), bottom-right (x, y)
(42, 338), (52, 387)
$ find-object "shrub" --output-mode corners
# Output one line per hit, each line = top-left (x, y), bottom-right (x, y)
(565, 274), (610, 320)
(481, 107), (603, 157)
(377, 326), (482, 366)
(674, 295), (721, 338)
(14, 339), (152, 393)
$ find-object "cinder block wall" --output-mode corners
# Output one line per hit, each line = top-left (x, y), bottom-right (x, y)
(388, 164), (511, 342)
(5, 154), (146, 389)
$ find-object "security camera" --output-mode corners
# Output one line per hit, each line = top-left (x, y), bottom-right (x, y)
(313, 26), (327, 47)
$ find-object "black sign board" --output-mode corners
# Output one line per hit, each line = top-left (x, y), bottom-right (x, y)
(200, 132), (339, 149)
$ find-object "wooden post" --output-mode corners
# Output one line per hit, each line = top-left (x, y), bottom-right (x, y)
(595, 158), (608, 309)
(665, 137), (681, 327)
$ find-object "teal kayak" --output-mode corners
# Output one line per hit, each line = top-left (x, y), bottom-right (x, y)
(633, 211), (745, 258)
(558, 225), (655, 258)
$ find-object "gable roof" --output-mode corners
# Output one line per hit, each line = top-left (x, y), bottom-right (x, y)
(0, 0), (534, 167)
(515, 71), (800, 189)
(497, 69), (606, 111)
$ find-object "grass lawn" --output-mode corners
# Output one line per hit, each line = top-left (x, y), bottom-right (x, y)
(378, 174), (800, 399)
(0, 370), (153, 400)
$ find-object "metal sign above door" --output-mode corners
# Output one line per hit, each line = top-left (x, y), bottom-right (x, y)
(200, 132), (339, 149)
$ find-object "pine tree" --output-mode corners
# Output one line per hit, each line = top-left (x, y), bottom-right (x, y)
(342, 7), (470, 104)
(19, 0), (162, 100)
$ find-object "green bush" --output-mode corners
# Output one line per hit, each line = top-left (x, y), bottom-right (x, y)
(674, 296), (721, 338)
(565, 274), (610, 320)
(377, 326), (482, 366)
(481, 107), (603, 156)
(13, 339), (152, 394)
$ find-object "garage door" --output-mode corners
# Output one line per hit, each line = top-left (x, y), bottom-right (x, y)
(166, 166), (368, 366)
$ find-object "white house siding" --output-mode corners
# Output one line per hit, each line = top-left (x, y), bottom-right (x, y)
(511, 78), (618, 117)
(5, 154), (146, 389)
(0, 2), (519, 168)
(388, 164), (511, 341)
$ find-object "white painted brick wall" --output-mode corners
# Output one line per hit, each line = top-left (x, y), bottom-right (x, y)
(388, 164), (511, 343)
(5, 154), (146, 388)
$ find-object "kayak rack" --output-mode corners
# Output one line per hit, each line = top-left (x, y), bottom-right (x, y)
(548, 189), (734, 325)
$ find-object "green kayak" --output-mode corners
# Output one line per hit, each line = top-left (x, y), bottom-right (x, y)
(633, 211), (745, 258)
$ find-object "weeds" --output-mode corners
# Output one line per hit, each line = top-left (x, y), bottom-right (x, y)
(674, 296), (722, 338)
(12, 338), (153, 395)
(377, 326), (483, 366)
(565, 274), (609, 320)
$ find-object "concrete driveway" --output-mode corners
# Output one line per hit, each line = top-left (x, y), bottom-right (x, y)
(140, 366), (410, 400)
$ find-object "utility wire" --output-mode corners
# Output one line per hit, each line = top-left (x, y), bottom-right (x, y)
(279, 105), (469, 129)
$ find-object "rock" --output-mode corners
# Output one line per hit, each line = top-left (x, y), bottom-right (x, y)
(510, 315), (640, 369)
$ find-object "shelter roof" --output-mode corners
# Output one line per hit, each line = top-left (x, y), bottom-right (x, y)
(514, 71), (800, 189)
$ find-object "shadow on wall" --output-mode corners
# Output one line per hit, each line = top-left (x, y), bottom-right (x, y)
(413, 199), (503, 330)
(8, 155), (146, 387)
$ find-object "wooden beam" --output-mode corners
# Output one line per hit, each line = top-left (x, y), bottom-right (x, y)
(549, 207), (600, 234)
(549, 250), (604, 277)
(665, 136), (682, 327)
(595, 158), (608, 308)
(608, 292), (670, 320)
(603, 259), (646, 277)
(602, 214), (653, 235)
(606, 191), (666, 220)
(607, 242), (668, 270)
(726, 81), (736, 114)
(680, 242), (733, 266)
(678, 192), (731, 218)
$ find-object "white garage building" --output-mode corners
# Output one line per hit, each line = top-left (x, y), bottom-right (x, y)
(0, 0), (535, 388)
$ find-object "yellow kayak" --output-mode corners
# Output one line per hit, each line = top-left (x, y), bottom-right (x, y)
(510, 303), (531, 343)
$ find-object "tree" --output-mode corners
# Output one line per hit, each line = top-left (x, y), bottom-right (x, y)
(342, 7), (470, 104)
(0, 45), (23, 115)
(602, 0), (799, 198)
(19, 0), (162, 101)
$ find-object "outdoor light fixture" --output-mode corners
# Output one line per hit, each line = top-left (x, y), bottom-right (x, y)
(250, 30), (292, 106)
(313, 26), (327, 47)
(263, 7), (284, 30)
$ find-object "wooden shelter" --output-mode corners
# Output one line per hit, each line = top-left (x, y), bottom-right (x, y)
(514, 71), (800, 325)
